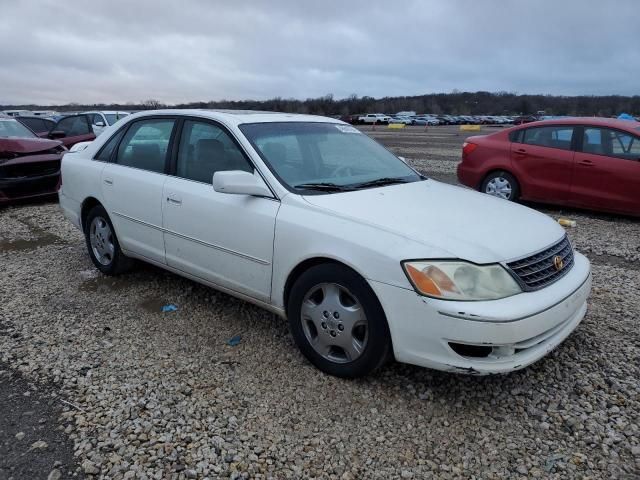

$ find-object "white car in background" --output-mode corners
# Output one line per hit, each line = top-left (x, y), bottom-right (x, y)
(59, 110), (591, 378)
(358, 113), (390, 124)
(84, 111), (130, 135)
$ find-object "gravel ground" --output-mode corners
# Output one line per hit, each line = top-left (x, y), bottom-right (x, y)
(1, 125), (639, 479)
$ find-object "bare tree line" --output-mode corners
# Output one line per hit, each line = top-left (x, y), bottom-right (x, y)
(4, 91), (640, 116)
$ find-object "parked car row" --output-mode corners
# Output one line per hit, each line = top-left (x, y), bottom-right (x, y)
(342, 113), (517, 126)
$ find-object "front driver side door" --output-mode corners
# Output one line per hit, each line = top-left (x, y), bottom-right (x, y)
(162, 119), (279, 302)
(49, 114), (96, 148)
(570, 126), (640, 215)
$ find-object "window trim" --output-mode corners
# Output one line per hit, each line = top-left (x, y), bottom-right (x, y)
(577, 125), (640, 161)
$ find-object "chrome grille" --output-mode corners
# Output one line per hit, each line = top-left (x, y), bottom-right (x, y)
(507, 236), (574, 291)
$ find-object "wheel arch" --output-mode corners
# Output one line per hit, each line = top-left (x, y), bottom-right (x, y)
(80, 197), (103, 232)
(282, 257), (369, 318)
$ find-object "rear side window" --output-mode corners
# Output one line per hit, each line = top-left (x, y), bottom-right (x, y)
(509, 129), (524, 143)
(521, 126), (574, 151)
(583, 127), (640, 160)
(55, 115), (91, 136)
(95, 129), (125, 162)
(116, 119), (175, 173)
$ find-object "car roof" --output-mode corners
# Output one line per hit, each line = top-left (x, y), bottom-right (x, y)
(124, 109), (342, 126)
(518, 117), (640, 131)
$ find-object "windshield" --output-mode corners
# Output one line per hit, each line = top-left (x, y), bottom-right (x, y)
(239, 122), (421, 193)
(105, 113), (128, 125)
(0, 119), (37, 138)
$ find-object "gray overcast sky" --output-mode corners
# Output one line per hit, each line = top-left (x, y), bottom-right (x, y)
(1, 0), (638, 105)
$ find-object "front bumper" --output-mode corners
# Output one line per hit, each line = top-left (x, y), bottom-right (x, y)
(370, 252), (591, 374)
(0, 172), (60, 204)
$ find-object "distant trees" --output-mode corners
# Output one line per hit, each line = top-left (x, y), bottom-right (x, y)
(3, 91), (639, 116)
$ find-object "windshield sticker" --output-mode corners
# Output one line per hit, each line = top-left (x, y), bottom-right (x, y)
(335, 125), (361, 134)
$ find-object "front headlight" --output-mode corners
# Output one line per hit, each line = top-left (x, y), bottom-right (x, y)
(402, 260), (521, 301)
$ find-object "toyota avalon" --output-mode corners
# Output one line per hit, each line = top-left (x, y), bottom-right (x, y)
(59, 110), (592, 377)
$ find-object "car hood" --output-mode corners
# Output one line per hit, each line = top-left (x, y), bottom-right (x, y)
(0, 137), (63, 154)
(302, 179), (566, 264)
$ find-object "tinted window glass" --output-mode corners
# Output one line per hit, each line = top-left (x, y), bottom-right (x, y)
(583, 127), (640, 160)
(176, 120), (252, 183)
(95, 129), (125, 162)
(56, 116), (91, 136)
(522, 126), (574, 151)
(105, 113), (128, 125)
(116, 119), (175, 173)
(18, 118), (45, 133)
(509, 129), (523, 143)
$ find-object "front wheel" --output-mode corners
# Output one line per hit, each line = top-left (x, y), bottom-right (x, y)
(287, 264), (391, 378)
(84, 205), (134, 275)
(481, 171), (520, 201)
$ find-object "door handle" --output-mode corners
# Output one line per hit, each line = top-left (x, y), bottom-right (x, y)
(578, 159), (594, 166)
(166, 195), (182, 205)
(103, 178), (113, 185)
(514, 148), (527, 155)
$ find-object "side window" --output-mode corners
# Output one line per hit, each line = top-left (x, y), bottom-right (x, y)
(19, 118), (42, 132)
(584, 127), (640, 160)
(509, 129), (524, 143)
(522, 126), (574, 151)
(176, 120), (252, 183)
(116, 119), (175, 173)
(55, 116), (91, 136)
(95, 129), (125, 162)
(92, 114), (105, 126)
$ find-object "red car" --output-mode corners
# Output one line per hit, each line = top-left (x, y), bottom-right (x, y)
(46, 114), (96, 148)
(0, 116), (66, 204)
(457, 118), (640, 217)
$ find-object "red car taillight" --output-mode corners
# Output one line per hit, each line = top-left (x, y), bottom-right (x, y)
(462, 142), (478, 156)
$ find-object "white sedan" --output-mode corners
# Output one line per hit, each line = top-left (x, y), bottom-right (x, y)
(59, 110), (591, 377)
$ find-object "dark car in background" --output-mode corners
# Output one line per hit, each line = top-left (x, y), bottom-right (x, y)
(16, 115), (56, 135)
(0, 115), (66, 204)
(457, 118), (640, 217)
(46, 113), (96, 148)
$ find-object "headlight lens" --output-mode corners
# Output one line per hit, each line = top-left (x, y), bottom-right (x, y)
(402, 260), (521, 301)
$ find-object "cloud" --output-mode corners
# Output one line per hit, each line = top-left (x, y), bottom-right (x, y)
(1, 0), (638, 104)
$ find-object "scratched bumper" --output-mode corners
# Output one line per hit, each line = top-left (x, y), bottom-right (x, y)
(369, 252), (591, 374)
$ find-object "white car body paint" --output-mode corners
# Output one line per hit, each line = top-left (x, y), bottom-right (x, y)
(59, 109), (591, 374)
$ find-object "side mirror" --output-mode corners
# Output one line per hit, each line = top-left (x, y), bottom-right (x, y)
(49, 130), (66, 139)
(212, 170), (273, 197)
(94, 121), (105, 127)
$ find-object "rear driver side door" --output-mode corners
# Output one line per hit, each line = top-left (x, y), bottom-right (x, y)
(100, 118), (177, 264)
(510, 125), (576, 203)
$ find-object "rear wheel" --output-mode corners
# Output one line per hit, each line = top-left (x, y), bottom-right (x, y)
(84, 205), (134, 275)
(481, 171), (520, 201)
(288, 264), (391, 378)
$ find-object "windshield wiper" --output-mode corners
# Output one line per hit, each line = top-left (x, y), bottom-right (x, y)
(349, 177), (410, 189)
(293, 182), (354, 192)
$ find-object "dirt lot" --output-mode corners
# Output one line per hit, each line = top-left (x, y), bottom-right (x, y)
(1, 126), (639, 479)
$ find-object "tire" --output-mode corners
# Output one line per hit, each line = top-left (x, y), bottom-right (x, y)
(287, 263), (391, 378)
(84, 205), (134, 275)
(481, 171), (520, 201)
